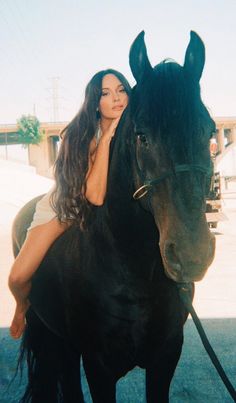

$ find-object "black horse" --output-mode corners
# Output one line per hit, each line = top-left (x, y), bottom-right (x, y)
(13, 31), (216, 402)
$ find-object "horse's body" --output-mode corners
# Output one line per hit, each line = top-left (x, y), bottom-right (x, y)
(14, 32), (216, 402)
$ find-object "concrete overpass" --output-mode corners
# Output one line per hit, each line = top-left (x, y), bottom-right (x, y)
(213, 117), (236, 188)
(0, 122), (66, 177)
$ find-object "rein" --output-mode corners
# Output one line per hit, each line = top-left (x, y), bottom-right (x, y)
(133, 163), (212, 200)
(178, 283), (236, 402)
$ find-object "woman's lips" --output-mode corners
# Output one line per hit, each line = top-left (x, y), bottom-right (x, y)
(112, 105), (124, 110)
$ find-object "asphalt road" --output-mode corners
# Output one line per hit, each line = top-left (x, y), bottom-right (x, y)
(0, 159), (236, 402)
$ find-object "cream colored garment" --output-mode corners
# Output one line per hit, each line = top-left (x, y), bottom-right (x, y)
(28, 187), (56, 231)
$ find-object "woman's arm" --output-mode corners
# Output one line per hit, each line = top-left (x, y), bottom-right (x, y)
(85, 119), (119, 206)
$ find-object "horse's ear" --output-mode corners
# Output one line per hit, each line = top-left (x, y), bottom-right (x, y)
(129, 31), (153, 83)
(184, 31), (205, 82)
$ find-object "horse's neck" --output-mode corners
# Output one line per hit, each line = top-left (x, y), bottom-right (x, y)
(104, 123), (159, 259)
(106, 120), (136, 226)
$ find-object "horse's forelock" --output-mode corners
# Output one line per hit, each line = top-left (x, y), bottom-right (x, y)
(131, 60), (208, 163)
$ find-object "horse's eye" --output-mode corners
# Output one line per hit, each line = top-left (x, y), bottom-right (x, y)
(137, 134), (148, 146)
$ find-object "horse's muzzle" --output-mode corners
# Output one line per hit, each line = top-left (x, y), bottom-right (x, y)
(162, 234), (215, 283)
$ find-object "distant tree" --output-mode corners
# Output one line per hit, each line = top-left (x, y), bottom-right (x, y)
(17, 115), (43, 146)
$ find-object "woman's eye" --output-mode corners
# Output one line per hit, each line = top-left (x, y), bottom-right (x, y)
(101, 91), (109, 96)
(119, 88), (126, 93)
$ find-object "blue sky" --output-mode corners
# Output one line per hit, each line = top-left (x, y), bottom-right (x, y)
(0, 0), (235, 124)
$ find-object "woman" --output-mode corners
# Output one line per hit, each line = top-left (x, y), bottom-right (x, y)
(8, 69), (131, 339)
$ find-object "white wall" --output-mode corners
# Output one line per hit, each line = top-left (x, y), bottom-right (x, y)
(0, 144), (29, 164)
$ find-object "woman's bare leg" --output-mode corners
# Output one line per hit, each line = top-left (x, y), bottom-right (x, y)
(8, 218), (70, 339)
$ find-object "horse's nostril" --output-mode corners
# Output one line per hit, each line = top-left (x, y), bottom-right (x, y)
(164, 241), (182, 273)
(165, 242), (178, 264)
(163, 241), (182, 281)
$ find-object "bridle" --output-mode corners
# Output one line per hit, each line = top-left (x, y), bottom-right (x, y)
(133, 158), (213, 200)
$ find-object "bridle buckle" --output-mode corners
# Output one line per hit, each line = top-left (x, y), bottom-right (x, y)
(133, 184), (151, 200)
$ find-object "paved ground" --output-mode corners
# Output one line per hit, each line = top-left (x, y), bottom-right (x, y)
(0, 159), (236, 402)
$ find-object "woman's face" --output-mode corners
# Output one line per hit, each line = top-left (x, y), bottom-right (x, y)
(99, 74), (129, 121)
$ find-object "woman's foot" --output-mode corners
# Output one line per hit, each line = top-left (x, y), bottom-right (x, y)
(10, 301), (30, 339)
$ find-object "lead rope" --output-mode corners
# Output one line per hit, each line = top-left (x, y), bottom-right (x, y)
(178, 283), (236, 402)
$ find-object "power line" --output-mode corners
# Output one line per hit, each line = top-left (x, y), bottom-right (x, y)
(3, 0), (42, 66)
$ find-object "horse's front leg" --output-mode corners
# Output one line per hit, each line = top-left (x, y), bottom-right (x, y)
(83, 352), (117, 403)
(145, 338), (183, 403)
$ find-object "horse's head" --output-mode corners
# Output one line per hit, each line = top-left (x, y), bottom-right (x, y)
(129, 31), (215, 283)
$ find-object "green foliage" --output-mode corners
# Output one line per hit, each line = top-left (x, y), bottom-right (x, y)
(17, 115), (43, 145)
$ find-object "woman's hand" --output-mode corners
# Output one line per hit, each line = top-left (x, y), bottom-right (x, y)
(100, 117), (121, 143)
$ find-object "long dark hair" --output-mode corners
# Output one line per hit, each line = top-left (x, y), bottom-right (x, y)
(51, 69), (131, 229)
